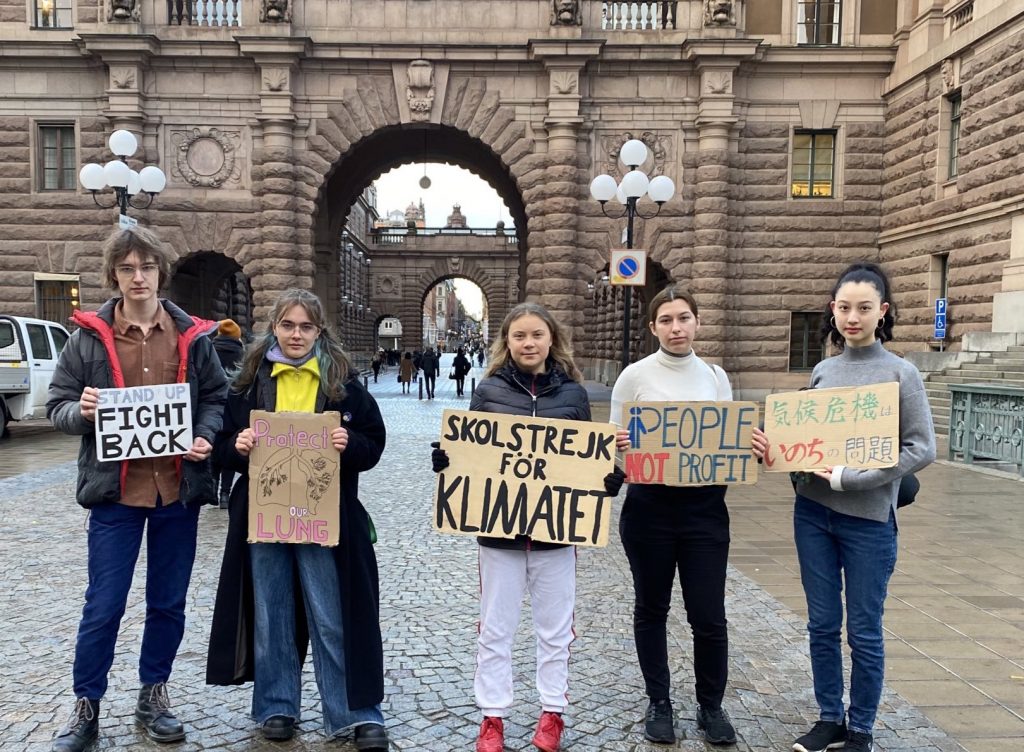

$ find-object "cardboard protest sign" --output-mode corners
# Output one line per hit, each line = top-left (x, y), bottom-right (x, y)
(433, 409), (617, 547)
(622, 401), (759, 486)
(247, 410), (341, 546)
(95, 383), (192, 462)
(762, 382), (900, 472)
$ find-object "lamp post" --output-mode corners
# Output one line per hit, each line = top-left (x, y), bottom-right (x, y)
(589, 138), (676, 373)
(78, 129), (166, 219)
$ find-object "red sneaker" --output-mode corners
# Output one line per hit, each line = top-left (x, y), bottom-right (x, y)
(532, 711), (564, 752)
(477, 716), (504, 752)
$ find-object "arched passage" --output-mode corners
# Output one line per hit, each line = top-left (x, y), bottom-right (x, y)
(168, 252), (253, 334)
(418, 275), (494, 353)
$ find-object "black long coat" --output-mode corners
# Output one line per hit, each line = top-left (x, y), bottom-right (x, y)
(205, 360), (387, 711)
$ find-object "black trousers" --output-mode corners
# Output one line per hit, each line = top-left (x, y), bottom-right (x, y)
(619, 483), (730, 708)
(424, 373), (436, 397)
(454, 376), (465, 395)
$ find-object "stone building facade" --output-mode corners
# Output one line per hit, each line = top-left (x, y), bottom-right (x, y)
(0, 0), (1021, 392)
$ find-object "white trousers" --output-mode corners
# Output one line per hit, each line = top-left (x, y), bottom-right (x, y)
(475, 545), (576, 717)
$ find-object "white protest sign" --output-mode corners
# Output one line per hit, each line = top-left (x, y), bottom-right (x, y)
(95, 383), (193, 462)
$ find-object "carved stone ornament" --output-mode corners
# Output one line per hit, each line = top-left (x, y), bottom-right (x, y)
(375, 275), (401, 298)
(550, 0), (582, 26)
(111, 67), (137, 90)
(406, 60), (436, 122)
(259, 0), (290, 23)
(550, 70), (579, 95)
(703, 71), (733, 95)
(170, 128), (242, 189)
(941, 59), (958, 92)
(704, 0), (734, 26)
(602, 131), (669, 179)
(263, 68), (289, 92)
(108, 0), (140, 22)
(448, 256), (462, 273)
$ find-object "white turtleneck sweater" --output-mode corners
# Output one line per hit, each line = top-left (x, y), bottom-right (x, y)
(610, 348), (732, 428)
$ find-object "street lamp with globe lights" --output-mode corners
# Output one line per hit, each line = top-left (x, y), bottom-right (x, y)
(589, 138), (676, 373)
(78, 129), (166, 218)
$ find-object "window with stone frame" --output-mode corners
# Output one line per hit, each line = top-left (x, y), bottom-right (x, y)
(796, 0), (841, 45)
(791, 130), (836, 198)
(790, 312), (824, 370)
(34, 0), (73, 28)
(948, 92), (962, 179)
(35, 276), (80, 326)
(37, 124), (76, 191)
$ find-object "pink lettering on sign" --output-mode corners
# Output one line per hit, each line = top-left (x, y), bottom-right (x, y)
(255, 512), (330, 544)
(252, 418), (330, 450)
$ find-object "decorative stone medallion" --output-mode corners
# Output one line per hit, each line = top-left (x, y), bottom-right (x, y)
(376, 275), (401, 298)
(170, 128), (242, 188)
(602, 131), (670, 179)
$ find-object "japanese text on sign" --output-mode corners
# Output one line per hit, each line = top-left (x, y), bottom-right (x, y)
(247, 410), (341, 547)
(762, 382), (900, 472)
(95, 383), (192, 462)
(623, 401), (758, 486)
(433, 409), (617, 547)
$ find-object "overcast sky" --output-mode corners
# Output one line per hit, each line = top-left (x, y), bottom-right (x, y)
(374, 162), (509, 320)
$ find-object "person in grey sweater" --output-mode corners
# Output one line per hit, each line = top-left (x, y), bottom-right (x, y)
(752, 263), (936, 752)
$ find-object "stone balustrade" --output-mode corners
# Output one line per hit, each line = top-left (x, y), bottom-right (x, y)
(601, 1), (678, 31)
(167, 0), (242, 26)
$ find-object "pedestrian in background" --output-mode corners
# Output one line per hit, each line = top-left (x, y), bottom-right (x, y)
(45, 225), (228, 752)
(206, 288), (388, 750)
(421, 346), (439, 399)
(452, 345), (472, 397)
(432, 302), (623, 752)
(212, 318), (244, 508)
(399, 351), (414, 394)
(370, 350), (383, 383)
(609, 284), (739, 746)
(752, 263), (936, 752)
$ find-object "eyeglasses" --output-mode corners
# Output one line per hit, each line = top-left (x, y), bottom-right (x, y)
(115, 263), (160, 277)
(276, 321), (320, 336)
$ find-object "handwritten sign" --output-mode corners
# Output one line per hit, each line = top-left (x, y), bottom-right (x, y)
(247, 410), (341, 546)
(433, 409), (617, 547)
(95, 383), (192, 462)
(762, 382), (900, 472)
(623, 401), (758, 486)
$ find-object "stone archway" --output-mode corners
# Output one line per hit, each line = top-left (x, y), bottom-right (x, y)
(416, 272), (502, 353)
(167, 251), (253, 333)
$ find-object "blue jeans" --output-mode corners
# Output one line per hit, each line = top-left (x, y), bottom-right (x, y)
(249, 542), (383, 736)
(794, 495), (898, 735)
(73, 500), (201, 700)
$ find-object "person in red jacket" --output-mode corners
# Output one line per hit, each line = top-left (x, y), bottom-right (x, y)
(45, 225), (227, 752)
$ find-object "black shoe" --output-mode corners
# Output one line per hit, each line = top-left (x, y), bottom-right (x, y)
(839, 731), (873, 752)
(218, 492), (230, 509)
(52, 698), (99, 752)
(261, 716), (296, 741)
(135, 683), (185, 742)
(793, 720), (847, 752)
(644, 698), (675, 744)
(698, 705), (737, 745)
(354, 722), (389, 751)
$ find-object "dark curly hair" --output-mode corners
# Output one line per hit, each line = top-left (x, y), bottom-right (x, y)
(820, 262), (895, 349)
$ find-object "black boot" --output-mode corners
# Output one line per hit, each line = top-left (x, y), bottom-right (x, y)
(354, 722), (389, 751)
(52, 698), (99, 752)
(135, 683), (185, 742)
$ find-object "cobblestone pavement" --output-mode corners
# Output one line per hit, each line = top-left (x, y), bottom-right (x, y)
(0, 357), (970, 751)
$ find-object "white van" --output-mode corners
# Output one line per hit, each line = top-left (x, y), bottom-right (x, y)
(0, 315), (71, 436)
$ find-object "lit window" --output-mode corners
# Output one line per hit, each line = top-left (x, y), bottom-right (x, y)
(38, 125), (76, 191)
(797, 0), (841, 45)
(34, 0), (73, 28)
(792, 130), (836, 198)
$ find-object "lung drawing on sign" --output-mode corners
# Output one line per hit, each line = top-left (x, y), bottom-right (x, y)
(256, 447), (337, 513)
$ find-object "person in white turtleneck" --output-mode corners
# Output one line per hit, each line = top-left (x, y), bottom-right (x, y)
(609, 284), (737, 747)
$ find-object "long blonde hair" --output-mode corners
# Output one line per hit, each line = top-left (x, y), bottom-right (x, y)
(232, 289), (352, 401)
(486, 302), (582, 382)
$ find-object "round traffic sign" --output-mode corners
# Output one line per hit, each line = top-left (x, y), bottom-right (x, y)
(617, 256), (639, 279)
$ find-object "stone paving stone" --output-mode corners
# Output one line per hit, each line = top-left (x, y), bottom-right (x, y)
(0, 362), (967, 751)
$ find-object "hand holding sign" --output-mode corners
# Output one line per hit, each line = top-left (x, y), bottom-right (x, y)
(184, 436), (212, 462)
(80, 386), (100, 422)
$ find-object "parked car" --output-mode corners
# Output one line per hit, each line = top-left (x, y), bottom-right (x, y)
(0, 315), (70, 436)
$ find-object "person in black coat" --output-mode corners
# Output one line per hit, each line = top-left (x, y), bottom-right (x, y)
(452, 346), (472, 397)
(205, 289), (388, 751)
(420, 346), (439, 399)
(211, 319), (244, 507)
(431, 302), (624, 752)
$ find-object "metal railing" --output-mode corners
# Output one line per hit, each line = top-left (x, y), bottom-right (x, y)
(948, 383), (1024, 475)
(602, 1), (678, 31)
(370, 227), (519, 245)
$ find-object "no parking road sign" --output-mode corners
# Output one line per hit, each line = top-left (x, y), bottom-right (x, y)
(610, 249), (647, 287)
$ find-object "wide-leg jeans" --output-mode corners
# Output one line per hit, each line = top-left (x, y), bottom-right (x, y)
(249, 541), (383, 736)
(73, 499), (201, 700)
(794, 495), (898, 735)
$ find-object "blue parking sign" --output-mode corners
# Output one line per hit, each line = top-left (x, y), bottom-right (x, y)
(935, 297), (947, 315)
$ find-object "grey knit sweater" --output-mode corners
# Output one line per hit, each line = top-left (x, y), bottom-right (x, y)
(795, 340), (937, 522)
